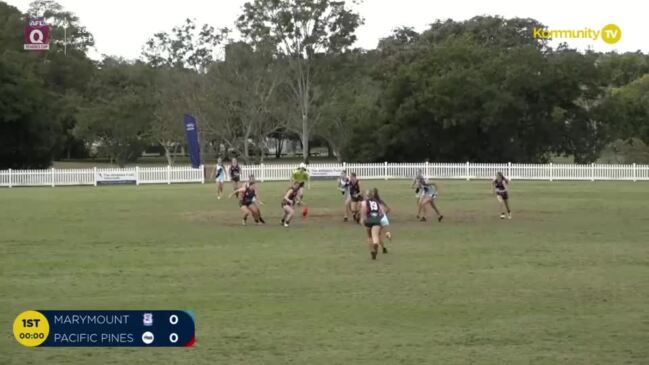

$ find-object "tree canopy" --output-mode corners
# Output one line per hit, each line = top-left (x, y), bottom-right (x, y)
(1, 0), (648, 168)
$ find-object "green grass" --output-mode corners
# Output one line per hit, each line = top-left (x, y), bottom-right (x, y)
(1, 180), (649, 364)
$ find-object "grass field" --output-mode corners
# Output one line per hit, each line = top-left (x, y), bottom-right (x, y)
(1, 180), (649, 364)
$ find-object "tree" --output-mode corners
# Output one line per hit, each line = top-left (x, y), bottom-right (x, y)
(0, 51), (56, 169)
(75, 59), (156, 166)
(349, 17), (597, 163)
(28, 0), (95, 53)
(204, 41), (286, 162)
(0, 2), (58, 168)
(142, 18), (228, 72)
(26, 0), (96, 160)
(598, 52), (649, 87)
(549, 48), (609, 163)
(142, 19), (231, 163)
(600, 74), (649, 144)
(237, 0), (363, 162)
(316, 50), (379, 160)
(150, 67), (194, 165)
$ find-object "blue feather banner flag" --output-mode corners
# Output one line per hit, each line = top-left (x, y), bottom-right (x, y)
(183, 114), (201, 168)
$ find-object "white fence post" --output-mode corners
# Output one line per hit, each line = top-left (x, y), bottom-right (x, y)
(466, 161), (470, 181)
(549, 163), (553, 182)
(507, 162), (512, 179)
(8, 168), (12, 188)
(591, 163), (595, 182)
(167, 165), (171, 184)
(200, 165), (205, 184)
(633, 163), (637, 182)
(51, 167), (55, 187)
(384, 161), (388, 180)
(93, 167), (97, 187)
(136, 166), (140, 186)
(261, 163), (265, 182)
(425, 161), (429, 178)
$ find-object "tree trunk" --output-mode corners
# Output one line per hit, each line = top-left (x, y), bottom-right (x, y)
(243, 140), (250, 163)
(258, 138), (266, 163)
(302, 113), (309, 163)
(163, 145), (173, 166)
(275, 138), (283, 159)
(326, 142), (334, 158)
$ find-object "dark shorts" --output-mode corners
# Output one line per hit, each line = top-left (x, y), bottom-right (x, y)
(240, 200), (254, 207)
(281, 200), (294, 209)
(364, 216), (381, 228)
(232, 176), (241, 183)
(497, 191), (509, 200)
(351, 195), (363, 203)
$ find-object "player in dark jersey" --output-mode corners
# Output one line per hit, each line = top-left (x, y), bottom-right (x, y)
(229, 158), (242, 193)
(338, 170), (352, 221)
(230, 175), (265, 225)
(493, 172), (511, 219)
(281, 181), (303, 227)
(418, 178), (443, 222)
(360, 189), (386, 260)
(348, 172), (363, 223)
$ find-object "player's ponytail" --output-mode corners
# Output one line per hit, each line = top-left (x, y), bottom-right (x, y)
(371, 187), (380, 202)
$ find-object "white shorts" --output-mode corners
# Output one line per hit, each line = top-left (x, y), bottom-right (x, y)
(216, 175), (225, 183)
(380, 215), (390, 227)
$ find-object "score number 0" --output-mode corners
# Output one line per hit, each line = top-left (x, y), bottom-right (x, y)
(169, 314), (178, 344)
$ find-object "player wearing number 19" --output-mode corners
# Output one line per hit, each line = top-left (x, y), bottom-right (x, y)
(360, 189), (387, 260)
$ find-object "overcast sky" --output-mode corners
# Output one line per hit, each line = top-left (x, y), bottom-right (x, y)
(6, 0), (647, 60)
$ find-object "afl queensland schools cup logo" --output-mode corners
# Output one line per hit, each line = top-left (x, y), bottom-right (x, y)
(24, 18), (50, 50)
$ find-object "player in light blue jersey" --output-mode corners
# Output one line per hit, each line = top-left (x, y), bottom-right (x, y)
(214, 157), (225, 199)
(412, 169), (425, 219)
(418, 178), (443, 222)
(338, 170), (352, 221)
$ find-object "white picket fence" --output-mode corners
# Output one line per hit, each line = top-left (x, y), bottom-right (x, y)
(0, 162), (648, 188)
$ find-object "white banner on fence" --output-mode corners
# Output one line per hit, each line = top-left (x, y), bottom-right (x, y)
(309, 167), (342, 180)
(96, 171), (136, 185)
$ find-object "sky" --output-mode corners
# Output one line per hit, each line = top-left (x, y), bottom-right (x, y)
(6, 0), (647, 60)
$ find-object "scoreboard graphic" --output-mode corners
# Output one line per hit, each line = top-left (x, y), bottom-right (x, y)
(13, 310), (195, 347)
